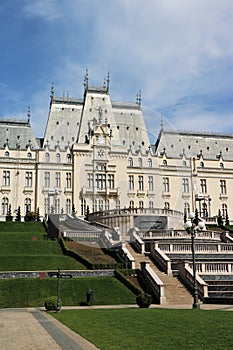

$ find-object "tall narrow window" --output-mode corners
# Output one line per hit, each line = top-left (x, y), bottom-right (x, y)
(66, 154), (71, 163)
(163, 177), (169, 192)
(56, 153), (61, 163)
(66, 198), (71, 214)
(81, 198), (86, 216)
(1, 197), (9, 215)
(55, 198), (60, 214)
(129, 200), (134, 209)
(24, 198), (31, 213)
(220, 180), (227, 194)
(200, 179), (207, 193)
(25, 172), (32, 187)
(108, 174), (114, 189)
(182, 178), (189, 193)
(138, 158), (142, 167)
(45, 152), (50, 163)
(128, 157), (133, 167)
(148, 176), (153, 191)
(44, 172), (50, 187)
(87, 173), (93, 189)
(129, 175), (134, 190)
(138, 176), (144, 191)
(55, 172), (61, 188)
(148, 158), (152, 167)
(66, 172), (72, 188)
(3, 171), (10, 186)
(95, 173), (106, 189)
(149, 201), (154, 208)
(222, 203), (228, 218)
(139, 201), (144, 209)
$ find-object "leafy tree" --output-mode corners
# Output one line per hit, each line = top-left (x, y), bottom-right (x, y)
(15, 206), (21, 222)
(217, 209), (224, 226)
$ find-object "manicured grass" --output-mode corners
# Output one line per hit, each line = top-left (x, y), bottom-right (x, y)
(54, 308), (233, 350)
(0, 222), (85, 271)
(0, 277), (136, 308)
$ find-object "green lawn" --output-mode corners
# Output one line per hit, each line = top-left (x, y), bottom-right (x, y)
(0, 222), (85, 271)
(54, 308), (233, 350)
(0, 277), (136, 308)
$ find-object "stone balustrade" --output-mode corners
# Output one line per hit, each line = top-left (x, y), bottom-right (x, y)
(158, 242), (233, 254)
(140, 261), (166, 304)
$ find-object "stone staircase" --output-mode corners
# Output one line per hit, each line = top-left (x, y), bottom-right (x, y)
(126, 243), (193, 305)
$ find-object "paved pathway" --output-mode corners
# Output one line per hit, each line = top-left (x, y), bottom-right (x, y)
(1, 304), (233, 350)
(0, 308), (99, 350)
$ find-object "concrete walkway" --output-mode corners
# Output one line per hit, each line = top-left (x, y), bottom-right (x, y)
(1, 304), (233, 350)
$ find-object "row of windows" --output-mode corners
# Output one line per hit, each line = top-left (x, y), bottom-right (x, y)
(87, 173), (115, 189)
(44, 198), (71, 215)
(1, 197), (32, 215)
(44, 172), (72, 188)
(45, 153), (72, 163)
(128, 158), (152, 168)
(2, 171), (72, 189)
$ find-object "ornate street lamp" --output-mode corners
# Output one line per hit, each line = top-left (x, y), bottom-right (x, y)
(184, 211), (205, 309)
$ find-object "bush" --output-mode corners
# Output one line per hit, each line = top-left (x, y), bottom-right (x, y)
(44, 296), (61, 311)
(136, 293), (152, 308)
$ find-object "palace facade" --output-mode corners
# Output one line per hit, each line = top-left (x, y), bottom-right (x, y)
(0, 75), (232, 225)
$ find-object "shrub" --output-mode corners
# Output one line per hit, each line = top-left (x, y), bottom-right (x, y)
(44, 296), (61, 311)
(136, 293), (152, 308)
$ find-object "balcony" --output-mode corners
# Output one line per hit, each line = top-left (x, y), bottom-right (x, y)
(23, 186), (33, 194)
(162, 191), (171, 199)
(219, 193), (228, 200)
(137, 189), (146, 197)
(0, 185), (11, 194)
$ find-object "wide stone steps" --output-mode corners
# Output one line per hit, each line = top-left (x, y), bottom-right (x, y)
(126, 243), (193, 304)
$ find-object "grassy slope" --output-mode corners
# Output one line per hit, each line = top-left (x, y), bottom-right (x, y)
(0, 222), (85, 271)
(54, 308), (233, 350)
(0, 277), (136, 308)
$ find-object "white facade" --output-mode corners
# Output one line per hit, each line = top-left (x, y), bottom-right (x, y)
(0, 78), (232, 224)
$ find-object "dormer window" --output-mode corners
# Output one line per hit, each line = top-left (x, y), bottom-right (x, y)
(66, 154), (71, 163)
(45, 153), (50, 163)
(27, 152), (32, 158)
(5, 151), (9, 157)
(163, 160), (167, 166)
(128, 157), (133, 167)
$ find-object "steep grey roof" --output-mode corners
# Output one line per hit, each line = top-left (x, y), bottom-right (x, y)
(0, 119), (40, 150)
(155, 129), (233, 161)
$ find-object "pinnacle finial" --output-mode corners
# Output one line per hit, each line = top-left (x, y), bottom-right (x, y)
(136, 90), (142, 106)
(50, 82), (54, 99)
(106, 71), (110, 92)
(84, 68), (89, 91)
(27, 105), (31, 123)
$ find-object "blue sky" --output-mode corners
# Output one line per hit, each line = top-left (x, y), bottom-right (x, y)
(0, 0), (232, 142)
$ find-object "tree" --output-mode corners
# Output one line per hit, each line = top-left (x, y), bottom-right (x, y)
(36, 207), (41, 222)
(15, 206), (21, 222)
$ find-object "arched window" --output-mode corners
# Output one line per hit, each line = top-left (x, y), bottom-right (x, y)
(129, 200), (134, 209)
(148, 158), (152, 167)
(27, 152), (32, 159)
(66, 198), (71, 214)
(24, 198), (31, 214)
(200, 161), (204, 168)
(66, 154), (71, 163)
(138, 158), (142, 167)
(5, 151), (9, 157)
(128, 157), (133, 167)
(56, 153), (61, 163)
(139, 201), (144, 209)
(164, 202), (170, 210)
(163, 159), (167, 166)
(45, 152), (50, 163)
(2, 197), (9, 215)
(220, 162), (224, 168)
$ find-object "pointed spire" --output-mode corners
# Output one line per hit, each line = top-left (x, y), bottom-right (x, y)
(103, 77), (106, 89)
(27, 105), (31, 124)
(106, 71), (110, 92)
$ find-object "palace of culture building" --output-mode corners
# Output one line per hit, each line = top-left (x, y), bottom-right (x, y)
(0, 72), (232, 227)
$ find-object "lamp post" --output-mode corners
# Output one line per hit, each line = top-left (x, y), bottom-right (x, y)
(184, 211), (205, 309)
